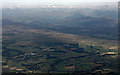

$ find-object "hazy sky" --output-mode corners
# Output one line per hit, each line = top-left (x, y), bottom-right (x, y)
(0, 0), (119, 8)
(0, 0), (119, 2)
(1, 0), (119, 4)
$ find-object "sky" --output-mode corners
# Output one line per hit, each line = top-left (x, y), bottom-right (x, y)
(0, 0), (119, 8)
(0, 0), (119, 2)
